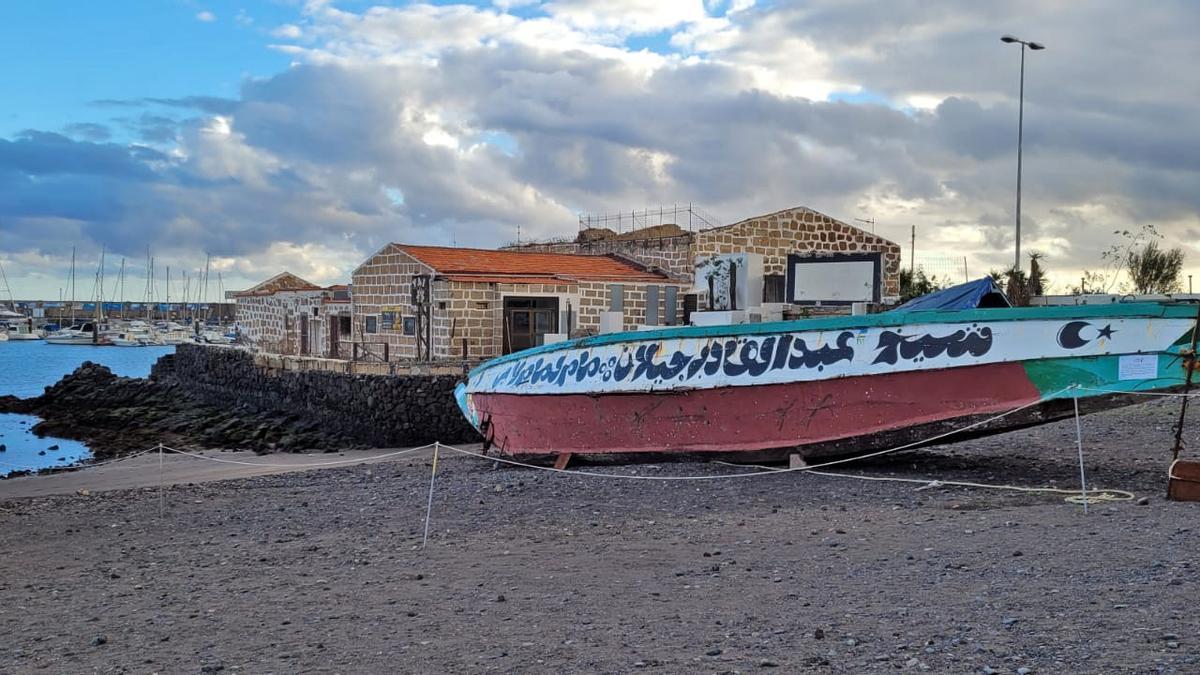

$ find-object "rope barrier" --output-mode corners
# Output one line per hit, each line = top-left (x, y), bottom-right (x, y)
(0, 446), (157, 474)
(4, 379), (1172, 507)
(1075, 385), (1200, 399)
(156, 443), (437, 468)
(711, 462), (1135, 505)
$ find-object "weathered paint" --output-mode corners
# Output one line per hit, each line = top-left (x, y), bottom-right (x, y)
(469, 301), (1198, 376)
(456, 302), (1199, 457)
(470, 316), (1193, 395)
(469, 362), (1041, 455)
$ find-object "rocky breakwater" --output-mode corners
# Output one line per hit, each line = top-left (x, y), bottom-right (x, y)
(159, 344), (479, 450)
(0, 361), (446, 460)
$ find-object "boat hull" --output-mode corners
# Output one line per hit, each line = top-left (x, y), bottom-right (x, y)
(467, 358), (1185, 459)
(44, 336), (97, 345)
(459, 303), (1199, 459)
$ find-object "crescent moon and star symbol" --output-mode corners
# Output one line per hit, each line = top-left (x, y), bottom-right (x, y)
(1056, 321), (1117, 349)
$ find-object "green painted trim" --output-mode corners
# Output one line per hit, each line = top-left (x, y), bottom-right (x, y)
(472, 301), (1199, 376)
(1023, 353), (1188, 399)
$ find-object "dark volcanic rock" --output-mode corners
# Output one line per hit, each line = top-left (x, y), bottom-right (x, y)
(1, 349), (479, 460)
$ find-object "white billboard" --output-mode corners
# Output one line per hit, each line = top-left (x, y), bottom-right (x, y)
(787, 254), (880, 305)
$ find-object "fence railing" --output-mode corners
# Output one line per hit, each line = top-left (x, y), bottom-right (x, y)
(352, 341), (390, 363)
(577, 204), (722, 234)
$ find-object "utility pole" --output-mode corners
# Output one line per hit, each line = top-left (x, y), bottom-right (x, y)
(910, 225), (916, 274)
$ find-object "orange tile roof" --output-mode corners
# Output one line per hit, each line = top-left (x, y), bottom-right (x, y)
(396, 245), (667, 282)
(440, 274), (578, 285)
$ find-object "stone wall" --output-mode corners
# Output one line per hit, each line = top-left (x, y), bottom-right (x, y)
(154, 343), (479, 447)
(235, 292), (352, 358)
(507, 206), (903, 304)
(351, 244), (437, 359)
(576, 280), (690, 332)
(693, 207), (902, 300)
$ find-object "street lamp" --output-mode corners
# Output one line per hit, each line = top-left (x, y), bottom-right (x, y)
(1000, 34), (1045, 272)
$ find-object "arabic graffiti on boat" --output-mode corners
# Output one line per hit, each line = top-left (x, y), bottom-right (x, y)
(489, 331), (859, 390)
(872, 325), (993, 365)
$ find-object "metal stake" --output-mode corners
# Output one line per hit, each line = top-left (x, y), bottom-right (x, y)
(158, 443), (165, 518)
(1072, 390), (1089, 514)
(421, 443), (440, 549)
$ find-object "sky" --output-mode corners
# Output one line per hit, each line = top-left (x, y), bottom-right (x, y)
(2, 0), (1199, 300)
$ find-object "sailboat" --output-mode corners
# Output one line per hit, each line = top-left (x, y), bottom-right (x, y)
(3, 316), (42, 340)
(46, 248), (106, 346)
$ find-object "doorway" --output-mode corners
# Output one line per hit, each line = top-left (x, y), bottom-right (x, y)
(299, 313), (310, 355)
(503, 297), (559, 354)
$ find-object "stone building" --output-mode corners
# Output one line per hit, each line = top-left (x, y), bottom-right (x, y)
(509, 206), (902, 304)
(350, 245), (688, 361)
(233, 272), (352, 357)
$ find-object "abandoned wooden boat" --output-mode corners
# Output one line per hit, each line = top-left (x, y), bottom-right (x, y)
(455, 302), (1199, 461)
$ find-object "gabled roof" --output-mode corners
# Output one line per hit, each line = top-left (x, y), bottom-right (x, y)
(234, 271), (321, 298)
(395, 245), (669, 283)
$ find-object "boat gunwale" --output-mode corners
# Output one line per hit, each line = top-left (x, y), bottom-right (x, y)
(468, 301), (1199, 378)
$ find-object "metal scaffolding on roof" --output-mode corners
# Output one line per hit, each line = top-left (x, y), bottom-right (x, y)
(577, 204), (722, 234)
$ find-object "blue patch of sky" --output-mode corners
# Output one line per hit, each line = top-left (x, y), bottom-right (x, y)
(0, 1), (299, 141)
(624, 30), (677, 55)
(477, 130), (519, 156)
(828, 89), (895, 107)
(384, 187), (406, 205)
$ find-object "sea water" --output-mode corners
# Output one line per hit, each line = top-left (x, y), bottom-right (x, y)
(0, 341), (174, 476)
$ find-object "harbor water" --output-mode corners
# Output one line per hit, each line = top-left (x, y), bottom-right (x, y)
(0, 341), (174, 476)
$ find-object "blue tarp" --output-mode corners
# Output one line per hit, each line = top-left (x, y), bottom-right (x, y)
(893, 277), (1011, 312)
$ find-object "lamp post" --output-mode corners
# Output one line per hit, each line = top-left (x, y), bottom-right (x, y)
(1001, 34), (1045, 272)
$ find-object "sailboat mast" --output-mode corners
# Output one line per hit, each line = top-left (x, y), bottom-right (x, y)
(0, 254), (14, 312)
(201, 254), (211, 322)
(69, 246), (76, 324)
(148, 256), (155, 322)
(117, 257), (126, 319)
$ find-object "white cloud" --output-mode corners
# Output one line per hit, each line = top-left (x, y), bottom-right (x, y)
(195, 10), (216, 23)
(5, 0), (1200, 297)
(272, 23), (303, 39)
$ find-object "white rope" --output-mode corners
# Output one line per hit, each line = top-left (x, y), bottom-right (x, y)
(436, 384), (1079, 481)
(157, 443), (436, 468)
(0, 446), (158, 473)
(712, 460), (1135, 505)
(1075, 386), (1200, 399)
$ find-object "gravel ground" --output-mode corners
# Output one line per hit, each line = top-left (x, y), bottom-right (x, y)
(2, 399), (1199, 674)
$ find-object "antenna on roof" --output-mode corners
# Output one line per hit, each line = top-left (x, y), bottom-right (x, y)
(516, 224), (521, 246)
(854, 217), (875, 234)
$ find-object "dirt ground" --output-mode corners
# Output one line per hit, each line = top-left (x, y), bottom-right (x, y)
(2, 399), (1200, 674)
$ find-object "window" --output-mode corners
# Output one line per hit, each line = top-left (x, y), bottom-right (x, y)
(313, 307), (319, 316)
(365, 315), (378, 334)
(438, 301), (447, 310)
(381, 312), (396, 330)
(402, 316), (417, 335)
(338, 316), (352, 336)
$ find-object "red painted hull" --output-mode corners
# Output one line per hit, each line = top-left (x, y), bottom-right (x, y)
(470, 362), (1042, 457)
